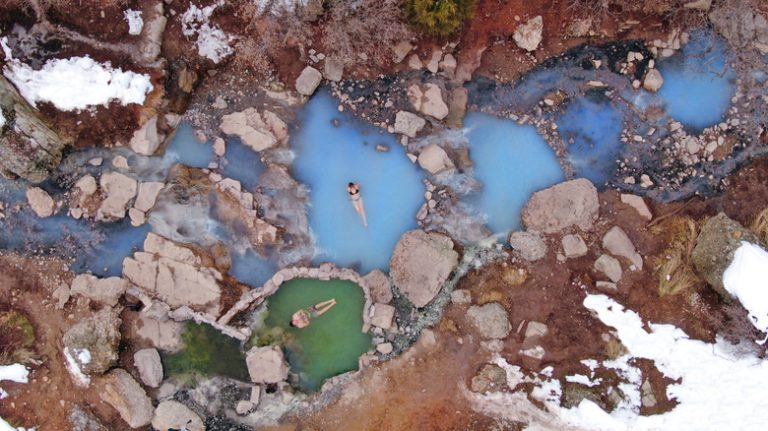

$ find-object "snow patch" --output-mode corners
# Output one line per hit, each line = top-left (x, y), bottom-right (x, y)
(63, 347), (90, 387)
(124, 9), (144, 36)
(0, 388), (6, 400)
(253, 0), (309, 16)
(567, 294), (768, 430)
(181, 1), (235, 63)
(0, 364), (28, 384)
(723, 241), (768, 337)
(0, 109), (5, 128)
(1, 42), (152, 111)
(0, 416), (35, 431)
(565, 374), (602, 387)
(76, 349), (91, 365)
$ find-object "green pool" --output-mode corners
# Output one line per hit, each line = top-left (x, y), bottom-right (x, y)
(263, 278), (372, 392)
(161, 322), (249, 381)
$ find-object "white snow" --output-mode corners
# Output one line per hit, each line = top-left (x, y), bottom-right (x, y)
(0, 109), (5, 128)
(723, 241), (768, 337)
(124, 9), (144, 36)
(558, 294), (768, 430)
(63, 347), (90, 387)
(0, 388), (7, 400)
(0, 364), (28, 384)
(76, 349), (91, 365)
(181, 1), (235, 63)
(253, 0), (309, 16)
(565, 374), (601, 387)
(3, 54), (153, 111)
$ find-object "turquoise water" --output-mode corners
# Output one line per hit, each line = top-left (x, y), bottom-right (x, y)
(262, 278), (371, 392)
(220, 137), (266, 190)
(164, 123), (216, 168)
(291, 90), (425, 272)
(230, 248), (277, 288)
(465, 112), (565, 234)
(556, 93), (624, 187)
(656, 30), (736, 131)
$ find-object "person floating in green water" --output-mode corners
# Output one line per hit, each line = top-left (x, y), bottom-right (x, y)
(290, 298), (337, 328)
(347, 182), (368, 227)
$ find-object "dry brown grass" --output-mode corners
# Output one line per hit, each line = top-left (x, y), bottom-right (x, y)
(651, 216), (701, 296)
(750, 207), (768, 245)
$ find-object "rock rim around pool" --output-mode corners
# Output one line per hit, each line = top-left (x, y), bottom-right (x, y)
(691, 213), (760, 299)
(390, 230), (460, 308)
(246, 345), (290, 384)
(522, 178), (599, 234)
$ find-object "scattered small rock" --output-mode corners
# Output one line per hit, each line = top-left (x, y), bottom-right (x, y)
(295, 66), (323, 96)
(594, 254), (623, 283)
(26, 186), (55, 218)
(467, 302), (511, 339)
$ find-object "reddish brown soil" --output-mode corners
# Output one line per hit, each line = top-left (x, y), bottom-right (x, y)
(46, 0), (139, 44)
(0, 254), (131, 431)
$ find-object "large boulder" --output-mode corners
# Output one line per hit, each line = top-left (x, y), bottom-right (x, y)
(134, 348), (163, 388)
(70, 274), (127, 307)
(99, 369), (153, 429)
(602, 226), (643, 270)
(26, 186), (55, 217)
(522, 179), (599, 234)
(122, 233), (222, 317)
(0, 76), (66, 182)
(692, 213), (760, 299)
(128, 116), (162, 156)
(508, 231), (547, 261)
(390, 230), (459, 308)
(466, 302), (511, 339)
(408, 83), (449, 120)
(246, 345), (289, 384)
(97, 172), (138, 221)
(220, 108), (288, 152)
(417, 143), (455, 175)
(62, 309), (121, 375)
(643, 69), (664, 93)
(709, 7), (768, 54)
(151, 400), (204, 431)
(295, 66), (323, 96)
(513, 16), (543, 52)
(362, 269), (393, 303)
(394, 111), (426, 138)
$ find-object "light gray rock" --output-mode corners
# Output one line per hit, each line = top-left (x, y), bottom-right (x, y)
(522, 179), (599, 234)
(562, 234), (588, 259)
(709, 6), (768, 54)
(470, 363), (507, 393)
(418, 143), (455, 175)
(295, 66), (323, 96)
(513, 16), (543, 51)
(246, 345), (289, 384)
(620, 194), (652, 220)
(641, 379), (657, 408)
(371, 303), (396, 330)
(419, 83), (449, 120)
(467, 303), (511, 339)
(100, 369), (153, 428)
(362, 269), (393, 303)
(524, 321), (549, 340)
(643, 69), (664, 93)
(134, 182), (164, 213)
(0, 76), (66, 183)
(684, 0), (712, 11)
(323, 57), (344, 82)
(566, 18), (592, 37)
(390, 230), (459, 308)
(508, 231), (547, 261)
(220, 108), (288, 152)
(26, 187), (55, 218)
(392, 40), (413, 63)
(594, 254), (623, 283)
(376, 342), (393, 354)
(129, 116), (162, 156)
(691, 213), (760, 299)
(68, 405), (108, 431)
(63, 309), (121, 375)
(394, 111), (426, 138)
(603, 226), (643, 270)
(596, 281), (618, 292)
(70, 274), (127, 307)
(439, 53), (457, 77)
(151, 400), (204, 431)
(236, 400), (254, 415)
(133, 348), (163, 388)
(97, 172), (137, 221)
(451, 289), (471, 304)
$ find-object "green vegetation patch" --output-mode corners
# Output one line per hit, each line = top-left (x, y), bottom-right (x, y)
(0, 310), (36, 365)
(404, 0), (475, 36)
(161, 322), (249, 381)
